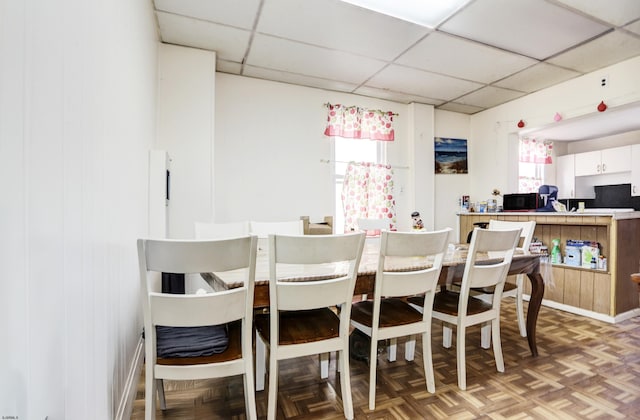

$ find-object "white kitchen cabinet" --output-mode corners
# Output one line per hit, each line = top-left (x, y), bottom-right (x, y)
(632, 144), (640, 196)
(556, 154), (575, 199)
(574, 146), (631, 176)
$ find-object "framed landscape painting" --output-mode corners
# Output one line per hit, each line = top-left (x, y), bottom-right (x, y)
(434, 137), (468, 174)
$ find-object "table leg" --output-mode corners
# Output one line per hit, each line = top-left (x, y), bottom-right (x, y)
(526, 272), (545, 356)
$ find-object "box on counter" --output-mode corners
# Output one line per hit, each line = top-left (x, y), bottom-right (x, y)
(564, 246), (581, 266)
(565, 240), (600, 268)
(581, 243), (600, 268)
(529, 241), (543, 254)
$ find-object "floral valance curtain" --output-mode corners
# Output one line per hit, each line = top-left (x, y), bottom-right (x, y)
(324, 103), (395, 141)
(341, 162), (396, 233)
(519, 138), (553, 164)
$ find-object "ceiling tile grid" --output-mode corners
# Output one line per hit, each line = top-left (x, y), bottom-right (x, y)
(154, 0), (640, 114)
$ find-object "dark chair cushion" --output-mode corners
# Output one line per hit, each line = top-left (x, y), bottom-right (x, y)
(156, 324), (228, 358)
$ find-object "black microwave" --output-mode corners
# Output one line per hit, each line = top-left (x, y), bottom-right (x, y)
(503, 193), (539, 211)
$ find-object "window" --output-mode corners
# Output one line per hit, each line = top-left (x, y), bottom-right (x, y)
(333, 137), (386, 233)
(518, 138), (553, 193)
(518, 161), (545, 193)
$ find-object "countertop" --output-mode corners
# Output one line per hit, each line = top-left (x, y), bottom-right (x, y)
(457, 209), (640, 219)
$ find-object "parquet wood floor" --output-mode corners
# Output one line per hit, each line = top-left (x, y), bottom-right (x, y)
(130, 299), (640, 419)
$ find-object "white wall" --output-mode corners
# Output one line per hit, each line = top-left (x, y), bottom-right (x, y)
(156, 44), (216, 239)
(214, 73), (429, 232)
(0, 0), (158, 418)
(434, 110), (471, 232)
(469, 56), (640, 202)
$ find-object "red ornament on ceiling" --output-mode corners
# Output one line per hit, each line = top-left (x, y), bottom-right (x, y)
(597, 101), (607, 112)
(517, 119), (525, 128)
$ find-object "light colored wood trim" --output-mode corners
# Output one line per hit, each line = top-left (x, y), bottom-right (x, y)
(593, 272), (611, 315)
(610, 219), (617, 316)
(115, 336), (145, 420)
(579, 270), (594, 311)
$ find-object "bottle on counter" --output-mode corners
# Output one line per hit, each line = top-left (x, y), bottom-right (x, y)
(590, 257), (597, 269)
(550, 239), (561, 264)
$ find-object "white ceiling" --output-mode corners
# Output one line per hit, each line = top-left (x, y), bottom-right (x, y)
(153, 0), (640, 115)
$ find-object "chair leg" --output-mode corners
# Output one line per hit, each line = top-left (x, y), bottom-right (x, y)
(145, 367), (156, 420)
(405, 335), (416, 361)
(422, 331), (435, 393)
(442, 323), (452, 348)
(516, 275), (527, 337)
(243, 348), (258, 419)
(267, 356), (279, 420)
(156, 379), (166, 410)
(388, 337), (397, 362)
(480, 323), (491, 349)
(492, 318), (505, 372)
(340, 349), (355, 419)
(456, 325), (467, 390)
(368, 336), (379, 410)
(256, 332), (266, 392)
(320, 352), (329, 378)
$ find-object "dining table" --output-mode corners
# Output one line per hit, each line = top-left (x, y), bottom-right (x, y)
(202, 238), (545, 357)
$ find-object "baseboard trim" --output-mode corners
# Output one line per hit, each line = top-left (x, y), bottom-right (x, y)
(523, 294), (640, 323)
(115, 336), (144, 420)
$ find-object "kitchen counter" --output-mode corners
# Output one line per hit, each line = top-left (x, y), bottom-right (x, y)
(457, 210), (640, 219)
(458, 212), (640, 322)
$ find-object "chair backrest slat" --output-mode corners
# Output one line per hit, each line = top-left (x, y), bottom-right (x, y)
(143, 237), (255, 274)
(194, 221), (250, 239)
(268, 233), (365, 312)
(376, 229), (451, 298)
(250, 220), (304, 238)
(488, 220), (536, 254)
(150, 288), (247, 327)
(460, 228), (521, 298)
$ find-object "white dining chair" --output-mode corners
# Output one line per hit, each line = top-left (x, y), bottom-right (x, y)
(254, 232), (365, 420)
(138, 236), (258, 419)
(350, 228), (451, 410)
(249, 220), (304, 237)
(357, 217), (390, 236)
(480, 220), (537, 343)
(194, 221), (250, 239)
(423, 227), (521, 390)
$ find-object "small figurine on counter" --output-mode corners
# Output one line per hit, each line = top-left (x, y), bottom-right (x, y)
(411, 211), (424, 230)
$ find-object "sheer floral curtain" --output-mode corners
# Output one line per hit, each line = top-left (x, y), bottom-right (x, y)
(324, 104), (395, 141)
(341, 162), (396, 233)
(518, 138), (553, 192)
(519, 138), (553, 163)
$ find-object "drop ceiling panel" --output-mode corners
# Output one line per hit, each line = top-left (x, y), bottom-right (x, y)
(243, 65), (361, 93)
(438, 102), (485, 114)
(153, 0), (640, 114)
(257, 0), (431, 61)
(354, 86), (445, 105)
(554, 0), (640, 26)
(494, 62), (581, 93)
(547, 30), (640, 73)
(154, 0), (261, 29)
(626, 20), (640, 36)
(397, 32), (537, 84)
(156, 12), (252, 62)
(217, 60), (243, 74)
(455, 85), (526, 108)
(246, 34), (388, 83)
(366, 64), (484, 100)
(440, 0), (611, 60)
